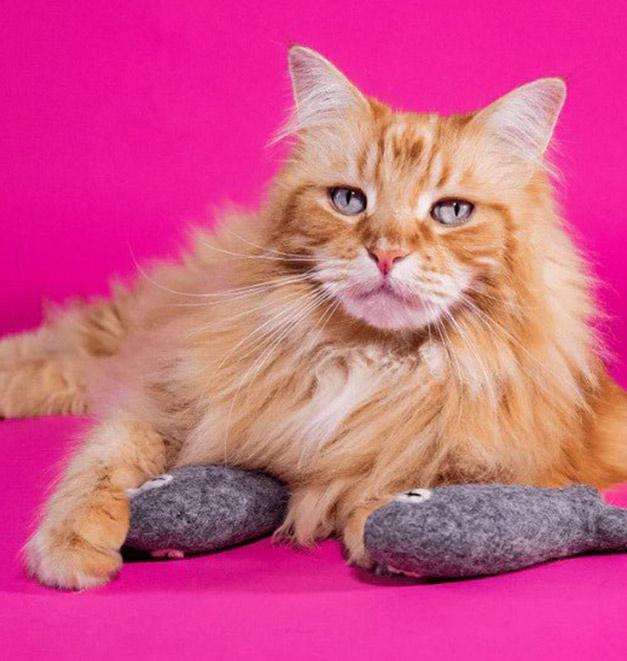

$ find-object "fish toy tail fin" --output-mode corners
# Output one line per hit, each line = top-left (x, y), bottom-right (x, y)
(595, 506), (627, 551)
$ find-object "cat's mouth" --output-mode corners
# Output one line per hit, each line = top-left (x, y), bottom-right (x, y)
(332, 278), (440, 330)
(347, 281), (425, 311)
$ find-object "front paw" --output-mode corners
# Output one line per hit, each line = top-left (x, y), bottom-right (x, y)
(342, 514), (375, 570)
(26, 490), (129, 590)
(342, 498), (396, 571)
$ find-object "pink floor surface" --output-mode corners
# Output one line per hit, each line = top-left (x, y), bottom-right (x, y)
(2, 416), (627, 660)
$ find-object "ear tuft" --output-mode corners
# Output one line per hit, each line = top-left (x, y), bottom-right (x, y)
(273, 46), (368, 142)
(476, 78), (566, 168)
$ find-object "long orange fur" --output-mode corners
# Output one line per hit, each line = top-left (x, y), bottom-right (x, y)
(2, 46), (627, 589)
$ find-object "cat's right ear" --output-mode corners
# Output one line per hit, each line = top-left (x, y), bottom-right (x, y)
(471, 78), (566, 174)
(274, 46), (369, 141)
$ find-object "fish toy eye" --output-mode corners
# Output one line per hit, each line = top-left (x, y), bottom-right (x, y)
(395, 488), (433, 503)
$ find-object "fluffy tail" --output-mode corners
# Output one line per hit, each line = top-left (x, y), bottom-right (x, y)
(0, 290), (129, 419)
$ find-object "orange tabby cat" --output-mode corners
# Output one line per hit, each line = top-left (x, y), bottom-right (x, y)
(3, 46), (627, 589)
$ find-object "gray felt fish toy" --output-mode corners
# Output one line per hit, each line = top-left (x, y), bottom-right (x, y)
(125, 465), (288, 558)
(364, 484), (627, 577)
(125, 467), (627, 577)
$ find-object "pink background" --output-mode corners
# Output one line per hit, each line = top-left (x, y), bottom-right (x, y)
(2, 2), (627, 659)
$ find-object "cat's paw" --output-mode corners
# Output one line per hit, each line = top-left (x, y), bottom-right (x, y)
(341, 497), (395, 571)
(26, 490), (129, 590)
(342, 513), (375, 570)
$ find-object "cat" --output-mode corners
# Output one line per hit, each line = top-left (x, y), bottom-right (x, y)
(2, 46), (627, 589)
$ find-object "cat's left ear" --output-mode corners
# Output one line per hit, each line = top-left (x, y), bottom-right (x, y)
(277, 46), (370, 140)
(473, 78), (566, 169)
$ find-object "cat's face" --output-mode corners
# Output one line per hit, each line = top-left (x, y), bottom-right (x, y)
(272, 47), (565, 332)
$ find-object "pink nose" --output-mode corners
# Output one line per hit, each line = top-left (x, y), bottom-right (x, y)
(367, 248), (409, 275)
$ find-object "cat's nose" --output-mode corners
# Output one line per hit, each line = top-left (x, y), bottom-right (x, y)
(367, 248), (409, 276)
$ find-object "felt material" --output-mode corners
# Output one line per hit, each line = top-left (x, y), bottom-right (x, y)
(364, 484), (627, 578)
(125, 465), (288, 554)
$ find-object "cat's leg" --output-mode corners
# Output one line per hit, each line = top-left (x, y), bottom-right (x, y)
(275, 481), (394, 569)
(0, 293), (129, 419)
(0, 356), (87, 418)
(340, 497), (395, 569)
(273, 483), (338, 545)
(26, 417), (167, 589)
(0, 326), (55, 364)
(0, 325), (86, 417)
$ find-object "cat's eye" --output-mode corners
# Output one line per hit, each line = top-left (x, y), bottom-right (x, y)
(329, 187), (367, 216)
(430, 199), (474, 226)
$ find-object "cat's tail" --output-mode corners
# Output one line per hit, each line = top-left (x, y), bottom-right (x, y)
(0, 287), (130, 419)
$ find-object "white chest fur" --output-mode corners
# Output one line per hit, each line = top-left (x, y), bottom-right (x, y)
(271, 345), (416, 465)
(289, 340), (446, 454)
(295, 354), (379, 448)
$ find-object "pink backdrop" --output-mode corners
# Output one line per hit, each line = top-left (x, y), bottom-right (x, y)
(2, 2), (627, 659)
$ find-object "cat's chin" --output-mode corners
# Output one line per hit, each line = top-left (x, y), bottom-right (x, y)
(338, 288), (442, 331)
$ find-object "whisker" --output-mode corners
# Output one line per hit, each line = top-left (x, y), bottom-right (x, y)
(444, 308), (497, 411)
(465, 285), (525, 313)
(195, 286), (315, 329)
(213, 287), (321, 371)
(239, 292), (333, 404)
(435, 313), (466, 429)
(461, 294), (568, 396)
(139, 263), (318, 301)
(181, 274), (318, 307)
(198, 238), (332, 264)
(183, 284), (318, 341)
(222, 227), (322, 260)
(220, 290), (331, 460)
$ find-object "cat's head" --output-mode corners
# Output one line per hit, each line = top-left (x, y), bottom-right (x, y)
(269, 46), (565, 332)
